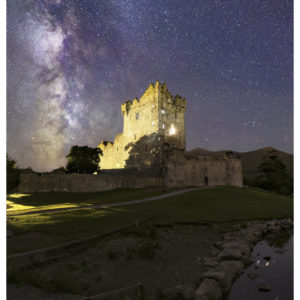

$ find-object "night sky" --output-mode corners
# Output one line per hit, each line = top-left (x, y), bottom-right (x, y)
(7, 0), (293, 172)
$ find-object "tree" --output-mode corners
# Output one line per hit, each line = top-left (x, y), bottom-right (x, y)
(254, 150), (293, 195)
(7, 155), (20, 193)
(66, 146), (102, 174)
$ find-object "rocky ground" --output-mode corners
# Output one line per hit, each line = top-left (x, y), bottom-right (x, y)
(7, 219), (293, 300)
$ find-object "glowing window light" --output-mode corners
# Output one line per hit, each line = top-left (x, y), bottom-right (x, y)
(169, 124), (176, 135)
(161, 109), (165, 114)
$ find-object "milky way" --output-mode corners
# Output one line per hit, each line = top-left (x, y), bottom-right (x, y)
(7, 0), (293, 171)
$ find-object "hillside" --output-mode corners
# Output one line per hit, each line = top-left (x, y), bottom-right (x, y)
(186, 147), (293, 179)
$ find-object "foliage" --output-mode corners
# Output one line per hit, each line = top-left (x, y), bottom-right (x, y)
(125, 133), (163, 171)
(254, 150), (293, 195)
(7, 155), (20, 193)
(66, 145), (102, 174)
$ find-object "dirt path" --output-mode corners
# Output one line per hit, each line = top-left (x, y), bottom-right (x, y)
(8, 187), (210, 217)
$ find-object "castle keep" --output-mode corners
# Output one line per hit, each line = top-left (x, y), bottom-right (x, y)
(98, 81), (186, 169)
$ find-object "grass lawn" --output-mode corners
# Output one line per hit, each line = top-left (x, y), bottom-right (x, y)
(7, 187), (293, 254)
(7, 188), (175, 215)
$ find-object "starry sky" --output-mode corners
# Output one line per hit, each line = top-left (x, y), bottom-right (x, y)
(7, 0), (293, 172)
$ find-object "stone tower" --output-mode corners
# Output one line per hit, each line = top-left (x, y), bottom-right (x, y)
(98, 81), (186, 169)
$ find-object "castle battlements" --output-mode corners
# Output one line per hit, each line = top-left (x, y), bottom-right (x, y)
(121, 81), (186, 116)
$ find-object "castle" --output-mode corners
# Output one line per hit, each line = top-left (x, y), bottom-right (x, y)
(98, 81), (186, 169)
(18, 81), (243, 192)
(98, 81), (243, 188)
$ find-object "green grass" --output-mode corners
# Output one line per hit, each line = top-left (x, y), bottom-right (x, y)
(7, 187), (293, 254)
(151, 186), (293, 224)
(7, 188), (175, 214)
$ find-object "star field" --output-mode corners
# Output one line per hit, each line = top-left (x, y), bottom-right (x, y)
(7, 0), (293, 171)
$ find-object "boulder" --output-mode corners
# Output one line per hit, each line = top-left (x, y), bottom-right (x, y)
(218, 248), (243, 261)
(218, 260), (244, 277)
(200, 270), (232, 291)
(221, 241), (250, 256)
(203, 257), (218, 268)
(195, 278), (222, 300)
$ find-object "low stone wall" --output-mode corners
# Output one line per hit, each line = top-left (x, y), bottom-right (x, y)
(18, 173), (162, 193)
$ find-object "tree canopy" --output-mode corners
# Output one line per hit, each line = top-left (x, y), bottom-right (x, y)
(255, 150), (293, 195)
(66, 145), (102, 174)
(7, 155), (20, 193)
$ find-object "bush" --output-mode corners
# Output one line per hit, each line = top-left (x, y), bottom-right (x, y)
(254, 150), (293, 195)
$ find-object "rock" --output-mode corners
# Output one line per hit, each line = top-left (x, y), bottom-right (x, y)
(203, 257), (218, 268)
(258, 283), (271, 292)
(7, 229), (14, 238)
(240, 254), (253, 266)
(162, 284), (195, 300)
(247, 272), (259, 279)
(200, 270), (232, 291)
(218, 248), (243, 261)
(195, 278), (222, 300)
(221, 241), (250, 256)
(218, 260), (244, 277)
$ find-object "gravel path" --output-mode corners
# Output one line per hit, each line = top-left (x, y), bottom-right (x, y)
(9, 187), (211, 217)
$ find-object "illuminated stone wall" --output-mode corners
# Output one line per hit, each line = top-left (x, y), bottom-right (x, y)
(98, 81), (186, 169)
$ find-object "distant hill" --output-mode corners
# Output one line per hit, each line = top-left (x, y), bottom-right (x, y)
(186, 147), (293, 180)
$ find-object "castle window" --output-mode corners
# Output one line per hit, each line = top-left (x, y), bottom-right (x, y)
(161, 109), (165, 114)
(169, 124), (176, 135)
(136, 112), (139, 120)
(152, 121), (155, 126)
(162, 124), (165, 129)
(134, 134), (136, 140)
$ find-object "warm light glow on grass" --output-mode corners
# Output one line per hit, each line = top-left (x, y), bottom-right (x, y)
(8, 193), (31, 199)
(6, 200), (93, 214)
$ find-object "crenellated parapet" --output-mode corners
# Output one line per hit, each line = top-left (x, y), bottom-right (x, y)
(121, 81), (186, 116)
(98, 140), (113, 150)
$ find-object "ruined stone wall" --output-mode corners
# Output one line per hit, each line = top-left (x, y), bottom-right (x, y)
(18, 173), (162, 193)
(164, 149), (243, 188)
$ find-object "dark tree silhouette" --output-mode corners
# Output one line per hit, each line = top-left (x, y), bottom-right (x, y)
(7, 155), (20, 193)
(125, 133), (163, 172)
(255, 150), (293, 195)
(66, 146), (102, 174)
